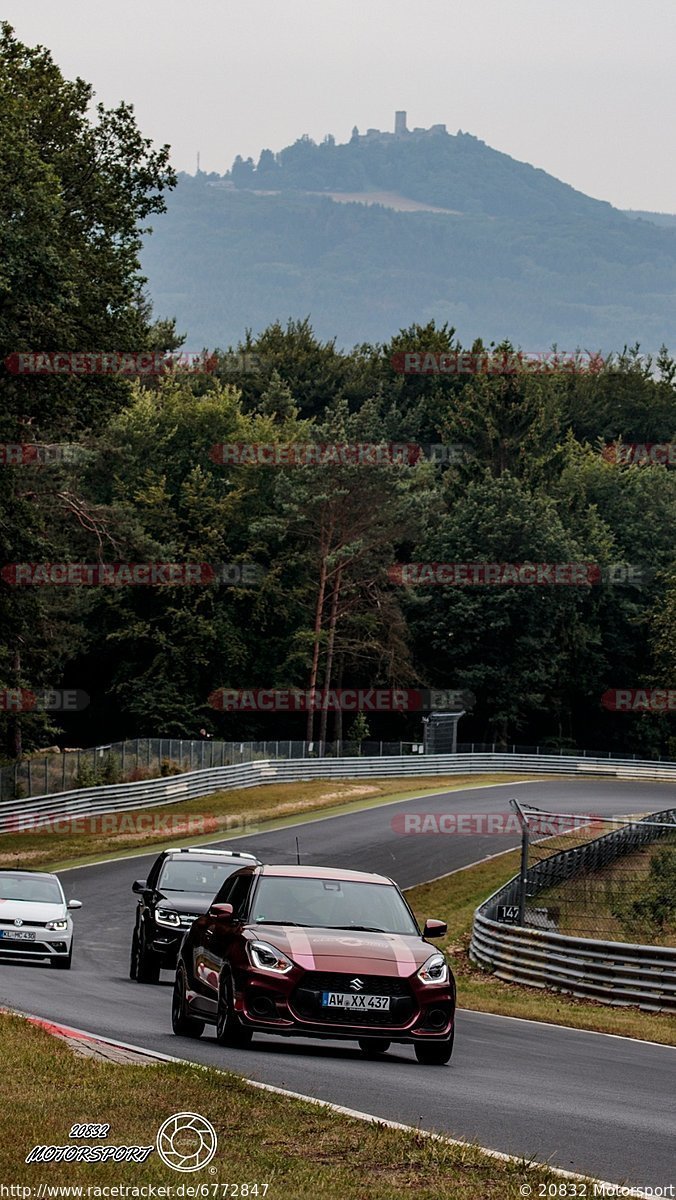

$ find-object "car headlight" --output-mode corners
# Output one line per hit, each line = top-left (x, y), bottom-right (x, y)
(248, 940), (295, 974)
(46, 919), (68, 931)
(417, 952), (449, 985)
(155, 909), (181, 928)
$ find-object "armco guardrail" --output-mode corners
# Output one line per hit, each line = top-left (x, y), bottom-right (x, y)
(6, 738), (674, 802)
(1, 752), (675, 834)
(469, 807), (676, 1011)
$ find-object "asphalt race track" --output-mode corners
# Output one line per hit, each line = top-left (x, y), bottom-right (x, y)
(1, 778), (675, 1189)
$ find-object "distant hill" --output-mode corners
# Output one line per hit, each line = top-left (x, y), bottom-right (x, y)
(141, 123), (676, 351)
(623, 210), (676, 229)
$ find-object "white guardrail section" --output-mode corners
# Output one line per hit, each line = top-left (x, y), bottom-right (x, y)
(470, 916), (676, 1011)
(469, 803), (676, 1013)
(1, 751), (675, 834)
(3, 750), (675, 1009)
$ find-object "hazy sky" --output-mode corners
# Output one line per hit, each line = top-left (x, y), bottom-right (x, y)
(4, 0), (676, 212)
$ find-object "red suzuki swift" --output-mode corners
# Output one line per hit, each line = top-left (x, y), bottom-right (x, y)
(172, 863), (455, 1063)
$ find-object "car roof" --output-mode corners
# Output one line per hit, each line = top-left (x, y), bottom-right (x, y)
(0, 868), (59, 879)
(163, 848), (260, 863)
(257, 864), (394, 885)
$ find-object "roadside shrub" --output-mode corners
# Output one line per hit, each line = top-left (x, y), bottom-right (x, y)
(612, 846), (676, 936)
(160, 757), (184, 776)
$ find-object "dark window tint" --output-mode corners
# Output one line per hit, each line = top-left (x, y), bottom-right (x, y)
(158, 857), (241, 894)
(215, 871), (254, 917)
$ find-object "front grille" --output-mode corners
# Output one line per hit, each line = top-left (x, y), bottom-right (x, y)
(291, 971), (415, 1027)
(0, 939), (52, 952)
(301, 972), (411, 996)
(0, 919), (50, 928)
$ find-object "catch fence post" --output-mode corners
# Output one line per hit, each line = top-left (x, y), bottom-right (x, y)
(510, 798), (531, 925)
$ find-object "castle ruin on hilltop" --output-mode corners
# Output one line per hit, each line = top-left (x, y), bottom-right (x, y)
(351, 111), (447, 143)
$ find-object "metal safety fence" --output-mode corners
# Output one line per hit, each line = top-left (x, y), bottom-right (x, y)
(2, 737), (673, 802)
(469, 805), (676, 1010)
(1, 738), (428, 802)
(1, 752), (675, 835)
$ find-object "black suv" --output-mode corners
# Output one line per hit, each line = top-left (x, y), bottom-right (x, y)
(130, 847), (261, 983)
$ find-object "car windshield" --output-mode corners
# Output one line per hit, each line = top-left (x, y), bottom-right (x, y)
(251, 876), (418, 935)
(0, 873), (63, 904)
(158, 858), (244, 894)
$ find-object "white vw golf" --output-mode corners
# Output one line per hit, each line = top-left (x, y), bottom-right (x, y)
(0, 869), (82, 969)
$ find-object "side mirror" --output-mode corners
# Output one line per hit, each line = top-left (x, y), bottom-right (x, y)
(132, 879), (147, 894)
(67, 899), (82, 910)
(209, 902), (234, 921)
(423, 918), (447, 939)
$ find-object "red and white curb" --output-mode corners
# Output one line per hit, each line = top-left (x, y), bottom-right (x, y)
(5, 1008), (654, 1199)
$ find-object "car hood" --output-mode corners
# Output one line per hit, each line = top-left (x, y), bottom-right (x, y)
(156, 890), (213, 915)
(246, 925), (436, 976)
(0, 899), (66, 924)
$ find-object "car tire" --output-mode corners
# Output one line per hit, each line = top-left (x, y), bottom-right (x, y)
(215, 974), (253, 1048)
(51, 944), (72, 970)
(171, 968), (205, 1038)
(129, 928), (139, 979)
(135, 925), (161, 984)
(358, 1038), (391, 1057)
(414, 1029), (454, 1065)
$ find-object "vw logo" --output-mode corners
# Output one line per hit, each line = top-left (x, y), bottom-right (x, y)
(13, 919), (23, 927)
(156, 1112), (217, 1172)
(350, 977), (364, 991)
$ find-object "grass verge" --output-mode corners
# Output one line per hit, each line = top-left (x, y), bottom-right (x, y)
(406, 849), (676, 1045)
(0, 774), (537, 871)
(0, 1011), (593, 1196)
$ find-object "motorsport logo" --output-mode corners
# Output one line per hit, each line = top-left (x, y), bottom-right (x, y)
(208, 687), (475, 712)
(25, 1112), (217, 1172)
(156, 1113), (218, 1172)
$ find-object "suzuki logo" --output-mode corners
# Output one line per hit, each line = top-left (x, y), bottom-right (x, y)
(14, 919), (23, 927)
(350, 978), (364, 991)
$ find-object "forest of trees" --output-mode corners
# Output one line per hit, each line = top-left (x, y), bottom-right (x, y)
(2, 24), (675, 763)
(141, 169), (676, 352)
(227, 126), (614, 219)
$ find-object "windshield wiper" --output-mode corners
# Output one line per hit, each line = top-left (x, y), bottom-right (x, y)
(317, 924), (387, 933)
(254, 919), (306, 926)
